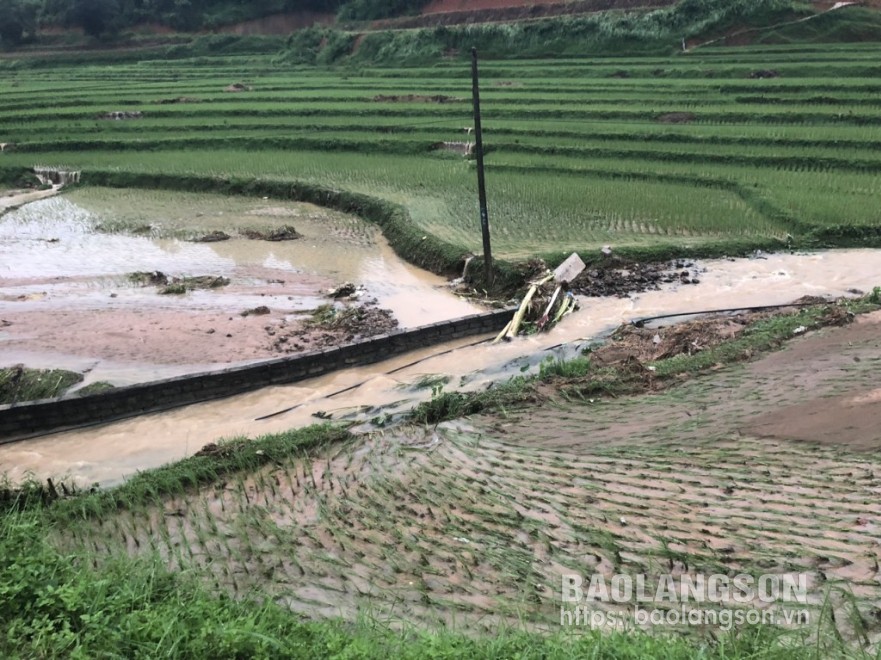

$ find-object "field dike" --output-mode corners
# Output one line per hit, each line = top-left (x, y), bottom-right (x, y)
(7, 296), (881, 650)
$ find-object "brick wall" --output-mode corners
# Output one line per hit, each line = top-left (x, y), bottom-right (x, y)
(0, 308), (514, 444)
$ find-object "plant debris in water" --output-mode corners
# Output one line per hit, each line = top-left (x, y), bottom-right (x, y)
(191, 231), (230, 243)
(326, 282), (365, 300)
(0, 365), (83, 404)
(241, 225), (301, 241)
(129, 271), (169, 286)
(240, 305), (270, 317)
(570, 259), (702, 298)
(267, 301), (398, 353)
(158, 275), (230, 295)
(128, 271), (232, 294)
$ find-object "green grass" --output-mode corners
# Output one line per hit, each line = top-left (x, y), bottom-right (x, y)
(75, 381), (116, 396)
(0, 504), (834, 659)
(0, 367), (83, 405)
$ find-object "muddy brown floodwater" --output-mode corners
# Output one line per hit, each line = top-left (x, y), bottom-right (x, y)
(0, 189), (480, 385)
(1, 238), (880, 486)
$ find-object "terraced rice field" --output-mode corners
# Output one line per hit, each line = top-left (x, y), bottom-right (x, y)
(61, 312), (881, 638)
(2, 42), (881, 262)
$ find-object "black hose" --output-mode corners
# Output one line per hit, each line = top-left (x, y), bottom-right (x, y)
(254, 337), (492, 420)
(630, 301), (826, 327)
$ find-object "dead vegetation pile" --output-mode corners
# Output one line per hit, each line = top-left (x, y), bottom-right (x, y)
(590, 314), (761, 367)
(267, 298), (398, 353)
(570, 259), (701, 297)
(372, 94), (462, 103)
(128, 272), (230, 294)
(590, 297), (852, 371)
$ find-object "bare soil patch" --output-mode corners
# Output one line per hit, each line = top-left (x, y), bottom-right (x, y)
(372, 94), (462, 104)
(657, 111), (696, 124)
(743, 311), (881, 451)
(747, 391), (881, 451)
(569, 258), (702, 297)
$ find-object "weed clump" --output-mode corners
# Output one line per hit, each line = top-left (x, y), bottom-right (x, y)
(0, 366), (83, 404)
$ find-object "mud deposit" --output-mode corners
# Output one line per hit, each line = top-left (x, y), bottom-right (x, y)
(570, 258), (702, 298)
(0, 189), (479, 385)
(56, 313), (881, 635)
(1, 247), (879, 487)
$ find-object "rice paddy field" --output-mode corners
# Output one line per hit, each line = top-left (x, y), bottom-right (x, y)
(5, 37), (881, 657)
(20, 305), (881, 657)
(2, 41), (881, 266)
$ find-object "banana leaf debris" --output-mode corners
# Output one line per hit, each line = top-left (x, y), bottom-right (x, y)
(494, 252), (585, 342)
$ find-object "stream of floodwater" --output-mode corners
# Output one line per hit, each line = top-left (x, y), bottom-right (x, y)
(1, 243), (878, 487)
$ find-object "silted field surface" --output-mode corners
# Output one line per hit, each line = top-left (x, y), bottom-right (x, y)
(29, 306), (881, 649)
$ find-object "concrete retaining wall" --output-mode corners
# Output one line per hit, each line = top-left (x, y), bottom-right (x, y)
(0, 308), (515, 444)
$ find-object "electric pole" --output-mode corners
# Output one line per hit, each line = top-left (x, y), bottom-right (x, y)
(471, 47), (493, 288)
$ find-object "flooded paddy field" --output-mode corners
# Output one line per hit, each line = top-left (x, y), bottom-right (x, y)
(2, 246), (879, 487)
(41, 310), (881, 640)
(3, 39), (881, 651)
(0, 188), (480, 385)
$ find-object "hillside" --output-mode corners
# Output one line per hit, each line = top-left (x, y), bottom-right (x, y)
(3, 0), (880, 57)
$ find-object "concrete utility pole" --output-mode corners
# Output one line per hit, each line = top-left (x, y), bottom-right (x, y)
(470, 47), (493, 288)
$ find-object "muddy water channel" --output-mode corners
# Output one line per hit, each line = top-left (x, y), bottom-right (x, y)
(1, 239), (879, 487)
(0, 188), (480, 384)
